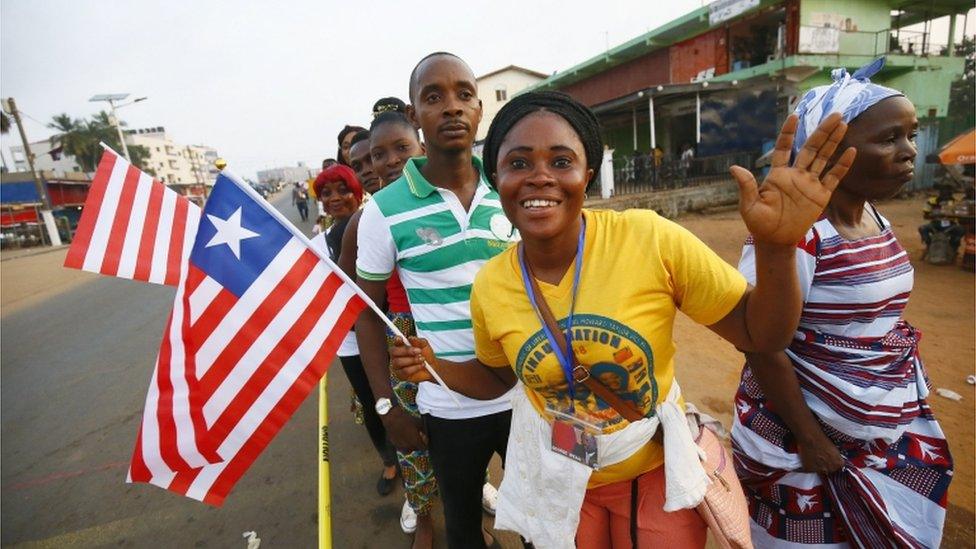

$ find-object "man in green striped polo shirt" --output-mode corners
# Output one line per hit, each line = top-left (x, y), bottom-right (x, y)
(355, 52), (517, 549)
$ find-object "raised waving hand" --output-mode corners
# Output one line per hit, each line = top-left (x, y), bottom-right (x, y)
(730, 112), (856, 245)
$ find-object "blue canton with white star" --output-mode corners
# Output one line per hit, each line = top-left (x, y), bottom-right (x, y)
(190, 174), (293, 297)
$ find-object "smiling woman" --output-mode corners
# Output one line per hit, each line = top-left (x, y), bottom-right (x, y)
(390, 90), (857, 547)
(312, 164), (362, 230)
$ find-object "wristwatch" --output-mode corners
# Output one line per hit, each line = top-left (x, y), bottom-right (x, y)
(375, 397), (396, 416)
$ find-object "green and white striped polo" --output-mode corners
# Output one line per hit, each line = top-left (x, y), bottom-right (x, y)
(356, 156), (518, 418)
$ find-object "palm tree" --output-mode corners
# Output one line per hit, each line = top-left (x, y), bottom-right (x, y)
(86, 111), (153, 174)
(48, 111), (152, 174)
(48, 113), (99, 171)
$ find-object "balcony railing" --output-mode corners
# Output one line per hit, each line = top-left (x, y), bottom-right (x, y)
(599, 151), (760, 197)
(798, 26), (949, 58)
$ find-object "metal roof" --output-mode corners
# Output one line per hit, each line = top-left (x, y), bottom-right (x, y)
(476, 65), (549, 81)
(527, 0), (779, 93)
(526, 0), (972, 94)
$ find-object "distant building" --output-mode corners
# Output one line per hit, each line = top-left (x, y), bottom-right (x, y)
(124, 127), (219, 202)
(475, 65), (548, 143)
(9, 140), (84, 175)
(528, 0), (970, 191)
(8, 127), (221, 203)
(256, 163), (315, 186)
(188, 144), (221, 187)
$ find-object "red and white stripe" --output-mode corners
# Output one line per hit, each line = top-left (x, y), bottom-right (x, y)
(128, 237), (365, 505)
(64, 149), (198, 286)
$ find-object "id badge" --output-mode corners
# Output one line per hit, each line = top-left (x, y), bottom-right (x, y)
(548, 406), (599, 468)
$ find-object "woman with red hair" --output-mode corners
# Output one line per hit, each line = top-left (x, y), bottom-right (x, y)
(313, 164), (363, 254)
(313, 164), (400, 496)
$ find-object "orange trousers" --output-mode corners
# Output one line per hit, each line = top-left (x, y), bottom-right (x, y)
(576, 466), (707, 548)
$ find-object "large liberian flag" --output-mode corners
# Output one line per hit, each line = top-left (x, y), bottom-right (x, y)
(65, 149), (366, 505)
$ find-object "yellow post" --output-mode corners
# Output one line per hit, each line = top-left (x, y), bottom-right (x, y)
(318, 376), (332, 549)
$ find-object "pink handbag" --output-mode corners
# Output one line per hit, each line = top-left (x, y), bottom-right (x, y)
(693, 418), (753, 549)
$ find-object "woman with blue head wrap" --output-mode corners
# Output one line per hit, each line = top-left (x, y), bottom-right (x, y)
(732, 58), (952, 548)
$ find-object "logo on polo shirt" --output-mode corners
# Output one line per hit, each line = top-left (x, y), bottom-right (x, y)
(489, 213), (516, 241)
(415, 227), (443, 246)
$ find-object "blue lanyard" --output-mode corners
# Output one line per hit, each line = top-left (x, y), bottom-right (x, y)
(518, 217), (586, 406)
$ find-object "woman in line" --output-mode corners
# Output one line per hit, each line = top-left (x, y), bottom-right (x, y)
(390, 90), (854, 547)
(337, 124), (366, 166)
(732, 59), (953, 547)
(373, 96), (407, 118)
(311, 164), (400, 497)
(339, 110), (437, 548)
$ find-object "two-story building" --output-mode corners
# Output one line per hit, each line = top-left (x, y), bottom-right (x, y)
(527, 0), (970, 192)
(475, 65), (549, 144)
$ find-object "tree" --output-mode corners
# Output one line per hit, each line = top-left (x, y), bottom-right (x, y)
(48, 113), (95, 169)
(48, 111), (154, 174)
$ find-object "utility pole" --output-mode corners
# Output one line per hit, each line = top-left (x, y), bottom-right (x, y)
(89, 94), (147, 161)
(109, 101), (130, 161)
(2, 97), (62, 246)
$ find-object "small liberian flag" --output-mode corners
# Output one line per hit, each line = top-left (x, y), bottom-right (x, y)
(128, 169), (366, 505)
(65, 148), (199, 285)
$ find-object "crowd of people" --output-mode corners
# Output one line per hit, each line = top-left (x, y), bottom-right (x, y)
(298, 52), (953, 549)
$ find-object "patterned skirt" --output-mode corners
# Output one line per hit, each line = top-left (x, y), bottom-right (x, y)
(385, 312), (438, 515)
(732, 325), (952, 547)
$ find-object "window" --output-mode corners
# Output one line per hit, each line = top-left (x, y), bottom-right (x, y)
(495, 86), (508, 102)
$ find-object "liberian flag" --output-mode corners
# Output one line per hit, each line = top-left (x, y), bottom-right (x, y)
(65, 149), (366, 505)
(65, 149), (198, 285)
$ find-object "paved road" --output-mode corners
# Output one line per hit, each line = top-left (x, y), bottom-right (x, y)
(1, 190), (508, 548)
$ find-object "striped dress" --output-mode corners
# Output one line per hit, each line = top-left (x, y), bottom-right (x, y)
(733, 207), (953, 548)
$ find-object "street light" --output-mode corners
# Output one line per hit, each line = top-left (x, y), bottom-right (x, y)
(89, 93), (148, 161)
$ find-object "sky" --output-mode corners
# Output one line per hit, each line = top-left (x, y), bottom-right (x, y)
(2, 0), (973, 180)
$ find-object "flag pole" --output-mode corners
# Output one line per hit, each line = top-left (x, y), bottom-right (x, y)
(219, 168), (463, 408)
(318, 376), (332, 549)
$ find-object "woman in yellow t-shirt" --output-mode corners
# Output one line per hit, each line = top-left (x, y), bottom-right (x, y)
(391, 91), (854, 548)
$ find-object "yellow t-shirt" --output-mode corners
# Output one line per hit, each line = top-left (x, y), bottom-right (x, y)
(470, 208), (747, 487)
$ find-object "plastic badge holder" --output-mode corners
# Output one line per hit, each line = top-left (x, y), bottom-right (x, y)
(546, 405), (602, 468)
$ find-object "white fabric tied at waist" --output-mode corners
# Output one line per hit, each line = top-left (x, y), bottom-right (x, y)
(494, 380), (711, 549)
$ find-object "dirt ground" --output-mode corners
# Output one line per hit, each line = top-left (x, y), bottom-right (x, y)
(0, 245), (100, 318)
(2, 195), (969, 547)
(666, 195), (975, 546)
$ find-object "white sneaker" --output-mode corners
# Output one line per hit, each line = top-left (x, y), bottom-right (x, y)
(400, 498), (418, 534)
(482, 482), (498, 516)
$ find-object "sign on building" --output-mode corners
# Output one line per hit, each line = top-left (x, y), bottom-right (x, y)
(799, 26), (840, 54)
(708, 0), (759, 26)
